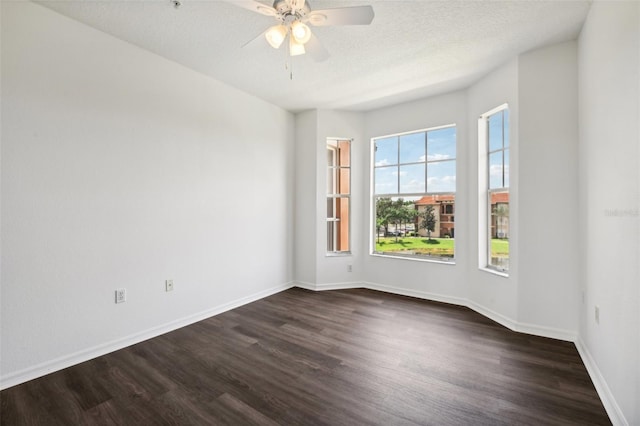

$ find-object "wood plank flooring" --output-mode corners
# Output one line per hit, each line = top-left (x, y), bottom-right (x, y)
(1, 288), (611, 425)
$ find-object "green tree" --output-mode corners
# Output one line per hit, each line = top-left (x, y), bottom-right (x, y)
(419, 205), (437, 241)
(375, 198), (394, 239)
(400, 201), (418, 236)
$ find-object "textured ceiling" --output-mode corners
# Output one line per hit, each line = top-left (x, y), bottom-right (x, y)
(37, 0), (591, 112)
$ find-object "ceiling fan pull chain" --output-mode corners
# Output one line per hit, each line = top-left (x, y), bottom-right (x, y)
(289, 58), (294, 80)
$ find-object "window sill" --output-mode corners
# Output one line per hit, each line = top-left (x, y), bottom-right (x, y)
(480, 267), (509, 278)
(326, 252), (352, 257)
(371, 252), (455, 265)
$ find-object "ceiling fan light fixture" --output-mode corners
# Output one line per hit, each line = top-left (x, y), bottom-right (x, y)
(289, 37), (306, 56)
(265, 25), (287, 49)
(291, 20), (311, 44)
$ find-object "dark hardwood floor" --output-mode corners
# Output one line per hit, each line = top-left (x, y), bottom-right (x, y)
(1, 288), (611, 425)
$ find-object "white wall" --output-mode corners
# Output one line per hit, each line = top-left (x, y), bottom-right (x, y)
(294, 110), (318, 285)
(294, 110), (366, 288)
(315, 110), (365, 286)
(1, 1), (295, 387)
(362, 92), (469, 302)
(578, 2), (639, 424)
(518, 41), (580, 334)
(466, 60), (520, 322)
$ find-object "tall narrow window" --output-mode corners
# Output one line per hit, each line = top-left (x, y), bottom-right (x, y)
(327, 139), (351, 254)
(483, 106), (509, 272)
(372, 125), (456, 261)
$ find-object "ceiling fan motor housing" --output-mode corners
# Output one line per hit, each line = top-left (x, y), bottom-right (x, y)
(273, 0), (311, 21)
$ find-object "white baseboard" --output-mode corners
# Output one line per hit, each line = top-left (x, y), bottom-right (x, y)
(294, 281), (363, 291)
(3, 280), (623, 426)
(362, 281), (468, 307)
(0, 282), (294, 390)
(575, 338), (628, 426)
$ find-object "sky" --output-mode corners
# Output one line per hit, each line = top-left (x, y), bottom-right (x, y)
(488, 109), (510, 189)
(374, 110), (510, 195)
(374, 126), (457, 194)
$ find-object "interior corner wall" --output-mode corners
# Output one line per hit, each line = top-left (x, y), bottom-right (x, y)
(1, 1), (295, 387)
(294, 110), (318, 286)
(578, 1), (639, 424)
(315, 110), (365, 286)
(517, 41), (580, 334)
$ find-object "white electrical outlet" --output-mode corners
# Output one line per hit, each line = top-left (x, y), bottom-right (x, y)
(166, 279), (174, 292)
(347, 265), (353, 272)
(595, 305), (600, 324)
(115, 288), (126, 304)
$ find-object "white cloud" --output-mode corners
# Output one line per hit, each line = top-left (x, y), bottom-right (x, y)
(375, 158), (390, 167)
(401, 179), (425, 193)
(489, 164), (502, 177)
(426, 153), (452, 161)
(427, 175), (456, 192)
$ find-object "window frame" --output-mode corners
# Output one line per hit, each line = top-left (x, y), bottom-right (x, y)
(479, 104), (510, 275)
(326, 138), (352, 256)
(371, 124), (457, 263)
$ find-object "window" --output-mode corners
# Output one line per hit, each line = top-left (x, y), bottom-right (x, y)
(327, 139), (350, 254)
(481, 106), (510, 273)
(372, 125), (456, 261)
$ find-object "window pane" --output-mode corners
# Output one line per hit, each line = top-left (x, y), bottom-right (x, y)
(327, 221), (335, 252)
(327, 167), (335, 194)
(327, 198), (334, 217)
(427, 127), (456, 161)
(374, 195), (454, 260)
(489, 191), (509, 271)
(489, 151), (504, 189)
(337, 168), (350, 194)
(489, 112), (504, 152)
(335, 197), (350, 252)
(375, 166), (398, 194)
(504, 149), (510, 188)
(327, 148), (336, 166)
(427, 160), (456, 193)
(375, 137), (397, 167)
(338, 140), (350, 166)
(399, 163), (425, 193)
(399, 132), (425, 164)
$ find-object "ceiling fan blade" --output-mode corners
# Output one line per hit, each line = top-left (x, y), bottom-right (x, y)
(226, 0), (277, 17)
(289, 0), (306, 14)
(305, 33), (330, 62)
(307, 6), (374, 26)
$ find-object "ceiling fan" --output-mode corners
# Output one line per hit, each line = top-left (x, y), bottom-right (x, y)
(230, 0), (375, 62)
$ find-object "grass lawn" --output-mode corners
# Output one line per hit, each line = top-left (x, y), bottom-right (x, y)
(491, 238), (509, 257)
(375, 237), (454, 257)
(375, 237), (509, 258)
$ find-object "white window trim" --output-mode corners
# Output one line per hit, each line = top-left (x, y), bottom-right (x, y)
(326, 138), (352, 256)
(370, 124), (457, 263)
(478, 104), (509, 276)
